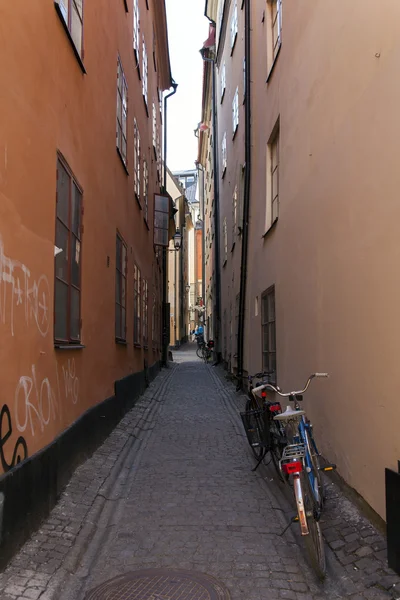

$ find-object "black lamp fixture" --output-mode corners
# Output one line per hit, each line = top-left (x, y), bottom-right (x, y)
(173, 228), (182, 250)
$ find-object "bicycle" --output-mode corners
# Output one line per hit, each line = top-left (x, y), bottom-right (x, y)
(241, 371), (286, 477)
(251, 373), (336, 579)
(196, 339), (214, 363)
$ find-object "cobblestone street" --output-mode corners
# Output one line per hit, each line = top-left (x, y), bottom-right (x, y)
(0, 344), (399, 600)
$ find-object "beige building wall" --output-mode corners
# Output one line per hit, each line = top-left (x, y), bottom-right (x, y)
(214, 0), (246, 372)
(246, 0), (400, 519)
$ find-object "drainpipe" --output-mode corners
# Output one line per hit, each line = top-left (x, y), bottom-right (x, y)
(236, 0), (251, 388)
(162, 80), (178, 367)
(200, 43), (221, 363)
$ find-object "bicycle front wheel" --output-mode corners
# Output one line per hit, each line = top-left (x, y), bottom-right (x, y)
(305, 429), (325, 508)
(196, 346), (203, 359)
(298, 471), (326, 579)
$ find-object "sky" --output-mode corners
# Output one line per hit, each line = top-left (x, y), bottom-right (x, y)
(165, 0), (209, 172)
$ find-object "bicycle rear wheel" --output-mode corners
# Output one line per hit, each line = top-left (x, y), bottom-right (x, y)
(299, 471), (326, 579)
(196, 346), (203, 359)
(269, 421), (285, 481)
(244, 399), (265, 460)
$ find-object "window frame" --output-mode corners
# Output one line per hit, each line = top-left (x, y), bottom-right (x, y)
(143, 159), (149, 224)
(220, 61), (226, 103)
(265, 121), (280, 232)
(230, 0), (238, 53)
(232, 185), (238, 247)
(221, 132), (227, 177)
(54, 154), (83, 346)
(115, 233), (128, 342)
(133, 0), (140, 71)
(134, 119), (141, 204)
(266, 0), (282, 78)
(261, 286), (277, 383)
(134, 264), (142, 346)
(142, 36), (148, 109)
(54, 0), (85, 70)
(116, 57), (128, 167)
(143, 278), (148, 347)
(223, 217), (228, 265)
(232, 87), (239, 136)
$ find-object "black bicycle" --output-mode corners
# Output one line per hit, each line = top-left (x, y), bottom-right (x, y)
(241, 371), (286, 477)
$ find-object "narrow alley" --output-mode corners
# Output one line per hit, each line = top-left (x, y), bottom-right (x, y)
(0, 347), (398, 600)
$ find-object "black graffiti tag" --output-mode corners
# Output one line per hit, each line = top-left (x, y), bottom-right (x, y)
(0, 405), (28, 472)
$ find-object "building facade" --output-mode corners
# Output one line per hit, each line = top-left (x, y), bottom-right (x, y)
(0, 0), (172, 545)
(201, 0), (400, 521)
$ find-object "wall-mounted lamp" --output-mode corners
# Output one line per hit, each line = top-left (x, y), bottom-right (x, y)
(173, 228), (182, 250)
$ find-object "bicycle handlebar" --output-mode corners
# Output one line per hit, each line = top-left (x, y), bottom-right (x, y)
(251, 373), (329, 398)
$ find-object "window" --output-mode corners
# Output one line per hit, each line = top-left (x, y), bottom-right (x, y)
(116, 58), (128, 166)
(268, 0), (282, 67)
(243, 57), (246, 101)
(221, 132), (227, 176)
(55, 0), (83, 57)
(134, 119), (141, 201)
(143, 160), (149, 223)
(232, 87), (239, 135)
(266, 123), (279, 229)
(55, 157), (82, 344)
(261, 287), (276, 381)
(143, 279), (148, 347)
(220, 62), (226, 102)
(232, 185), (237, 244)
(115, 234), (127, 341)
(142, 37), (148, 106)
(230, 0), (238, 52)
(156, 133), (161, 182)
(152, 103), (157, 151)
(223, 217), (228, 264)
(133, 0), (140, 65)
(134, 265), (141, 345)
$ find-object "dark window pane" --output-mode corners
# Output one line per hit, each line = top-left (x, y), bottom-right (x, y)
(71, 184), (81, 237)
(121, 307), (126, 337)
(121, 275), (126, 308)
(57, 161), (69, 224)
(115, 274), (121, 304)
(55, 221), (69, 282)
(115, 305), (121, 338)
(71, 237), (81, 287)
(55, 279), (68, 340)
(116, 235), (121, 265)
(70, 287), (80, 339)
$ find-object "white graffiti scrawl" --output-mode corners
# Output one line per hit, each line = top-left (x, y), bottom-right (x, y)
(0, 235), (50, 337)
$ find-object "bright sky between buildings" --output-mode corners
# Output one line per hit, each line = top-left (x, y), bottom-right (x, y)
(165, 0), (209, 172)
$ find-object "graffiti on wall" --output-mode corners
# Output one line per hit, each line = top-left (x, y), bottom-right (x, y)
(0, 235), (50, 337)
(0, 405), (28, 472)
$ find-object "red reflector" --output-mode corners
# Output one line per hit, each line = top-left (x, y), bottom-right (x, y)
(269, 403), (281, 412)
(282, 461), (303, 475)
(261, 391), (267, 398)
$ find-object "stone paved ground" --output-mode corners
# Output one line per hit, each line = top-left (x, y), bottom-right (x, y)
(0, 344), (399, 600)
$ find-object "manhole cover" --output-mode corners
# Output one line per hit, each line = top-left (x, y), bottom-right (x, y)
(84, 568), (231, 600)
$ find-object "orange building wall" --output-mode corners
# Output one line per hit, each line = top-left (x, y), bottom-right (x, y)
(0, 0), (168, 472)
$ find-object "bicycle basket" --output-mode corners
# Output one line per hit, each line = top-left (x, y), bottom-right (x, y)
(240, 408), (266, 449)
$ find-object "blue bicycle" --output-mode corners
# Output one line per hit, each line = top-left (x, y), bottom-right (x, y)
(252, 373), (336, 579)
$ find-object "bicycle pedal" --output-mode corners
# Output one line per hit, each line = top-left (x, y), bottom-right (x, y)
(320, 463), (336, 472)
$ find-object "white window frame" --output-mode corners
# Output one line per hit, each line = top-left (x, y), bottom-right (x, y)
(221, 132), (227, 177)
(270, 0), (282, 64)
(221, 61), (226, 102)
(133, 0), (140, 63)
(152, 103), (157, 149)
(230, 0), (238, 52)
(143, 159), (149, 222)
(232, 185), (237, 243)
(142, 36), (148, 105)
(55, 0), (84, 57)
(232, 87), (239, 135)
(116, 57), (128, 165)
(134, 119), (141, 200)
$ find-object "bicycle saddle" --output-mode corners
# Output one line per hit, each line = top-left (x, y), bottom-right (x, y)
(273, 405), (305, 421)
